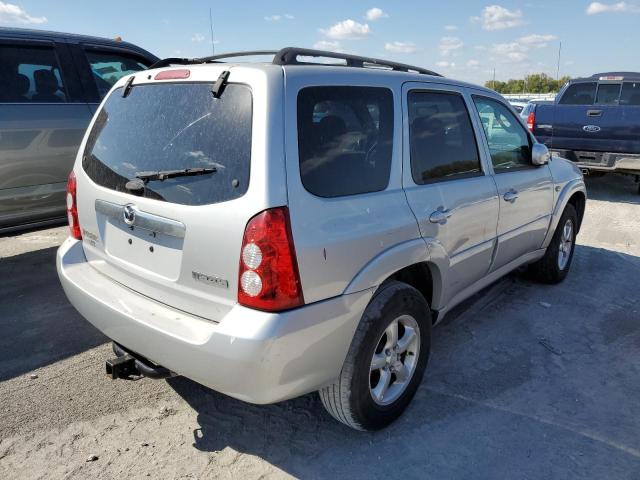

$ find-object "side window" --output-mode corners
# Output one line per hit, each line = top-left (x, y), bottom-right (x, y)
(0, 44), (67, 103)
(620, 82), (640, 106)
(297, 86), (393, 198)
(85, 50), (150, 99)
(473, 96), (532, 172)
(595, 83), (621, 105)
(558, 82), (596, 105)
(408, 91), (481, 184)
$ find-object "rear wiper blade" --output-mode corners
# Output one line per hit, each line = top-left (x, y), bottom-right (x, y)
(135, 167), (216, 182)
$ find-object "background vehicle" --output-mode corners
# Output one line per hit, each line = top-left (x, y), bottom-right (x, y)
(530, 73), (640, 191)
(520, 100), (553, 124)
(0, 28), (157, 233)
(57, 48), (586, 431)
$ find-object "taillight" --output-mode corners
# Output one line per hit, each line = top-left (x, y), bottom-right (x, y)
(66, 171), (82, 240)
(527, 111), (536, 132)
(238, 207), (303, 312)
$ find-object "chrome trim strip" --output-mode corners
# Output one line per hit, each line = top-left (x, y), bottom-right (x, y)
(94, 199), (186, 238)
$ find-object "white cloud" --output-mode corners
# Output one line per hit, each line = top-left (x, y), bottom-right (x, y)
(586, 1), (640, 14)
(191, 33), (205, 43)
(491, 42), (528, 62)
(313, 40), (341, 51)
(0, 1), (47, 24)
(467, 59), (480, 68)
(472, 5), (524, 30)
(439, 36), (464, 56)
(265, 14), (294, 21)
(321, 19), (371, 40)
(384, 41), (417, 54)
(518, 34), (557, 47)
(365, 7), (388, 21)
(444, 25), (458, 31)
(435, 61), (456, 69)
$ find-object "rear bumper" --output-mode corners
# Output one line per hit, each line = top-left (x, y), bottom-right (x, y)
(550, 149), (640, 173)
(57, 238), (373, 404)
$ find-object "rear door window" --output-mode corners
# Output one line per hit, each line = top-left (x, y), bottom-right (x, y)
(297, 86), (394, 197)
(408, 91), (481, 184)
(620, 82), (640, 105)
(83, 83), (252, 206)
(0, 44), (67, 103)
(84, 49), (151, 99)
(595, 83), (621, 105)
(559, 82), (596, 105)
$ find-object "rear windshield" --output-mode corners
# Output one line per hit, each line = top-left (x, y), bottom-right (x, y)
(83, 82), (252, 206)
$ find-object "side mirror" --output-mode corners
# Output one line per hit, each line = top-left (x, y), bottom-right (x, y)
(532, 143), (551, 166)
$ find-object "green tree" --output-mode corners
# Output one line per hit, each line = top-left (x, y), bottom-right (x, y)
(485, 73), (571, 94)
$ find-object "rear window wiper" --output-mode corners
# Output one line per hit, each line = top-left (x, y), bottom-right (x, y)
(135, 167), (217, 183)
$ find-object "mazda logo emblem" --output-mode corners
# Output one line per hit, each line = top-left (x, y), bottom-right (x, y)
(123, 204), (136, 226)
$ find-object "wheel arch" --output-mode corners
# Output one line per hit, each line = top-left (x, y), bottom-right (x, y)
(344, 238), (449, 316)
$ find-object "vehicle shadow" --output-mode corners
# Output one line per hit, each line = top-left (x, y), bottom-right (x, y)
(0, 246), (106, 381)
(584, 173), (639, 204)
(168, 244), (640, 479)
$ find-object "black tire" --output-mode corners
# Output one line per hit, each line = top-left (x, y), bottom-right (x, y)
(528, 203), (578, 284)
(319, 281), (431, 431)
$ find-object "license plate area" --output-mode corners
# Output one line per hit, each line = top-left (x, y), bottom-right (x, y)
(102, 218), (184, 280)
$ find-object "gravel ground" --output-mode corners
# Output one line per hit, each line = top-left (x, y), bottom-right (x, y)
(0, 174), (639, 479)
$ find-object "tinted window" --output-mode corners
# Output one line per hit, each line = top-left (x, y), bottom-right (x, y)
(0, 45), (67, 103)
(297, 86), (393, 197)
(83, 83), (252, 206)
(559, 82), (596, 105)
(595, 83), (621, 105)
(408, 91), (481, 184)
(620, 82), (640, 105)
(85, 50), (150, 99)
(473, 96), (532, 172)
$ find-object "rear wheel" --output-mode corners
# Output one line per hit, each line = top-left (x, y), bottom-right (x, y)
(528, 204), (577, 284)
(319, 281), (431, 431)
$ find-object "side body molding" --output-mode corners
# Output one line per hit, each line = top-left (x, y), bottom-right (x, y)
(542, 178), (587, 249)
(343, 238), (450, 311)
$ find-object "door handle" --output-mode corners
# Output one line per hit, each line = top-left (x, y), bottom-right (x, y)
(503, 189), (519, 203)
(429, 207), (452, 225)
(587, 109), (602, 117)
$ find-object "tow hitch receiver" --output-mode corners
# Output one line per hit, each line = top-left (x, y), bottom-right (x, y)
(106, 354), (139, 379)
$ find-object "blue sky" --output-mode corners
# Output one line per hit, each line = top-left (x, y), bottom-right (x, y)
(1, 1), (639, 84)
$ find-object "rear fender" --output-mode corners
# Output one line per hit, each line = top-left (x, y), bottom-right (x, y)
(343, 238), (449, 310)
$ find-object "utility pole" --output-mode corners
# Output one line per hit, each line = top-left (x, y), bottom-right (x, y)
(556, 41), (562, 82)
(209, 8), (215, 56)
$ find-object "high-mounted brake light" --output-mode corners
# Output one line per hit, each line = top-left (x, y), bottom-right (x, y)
(599, 76), (623, 81)
(238, 207), (304, 312)
(527, 111), (536, 132)
(66, 171), (82, 240)
(154, 69), (191, 80)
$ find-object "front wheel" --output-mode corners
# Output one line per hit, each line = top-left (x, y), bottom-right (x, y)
(528, 203), (578, 284)
(319, 281), (431, 431)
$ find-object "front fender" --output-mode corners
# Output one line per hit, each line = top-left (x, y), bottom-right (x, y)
(542, 177), (586, 248)
(343, 238), (450, 310)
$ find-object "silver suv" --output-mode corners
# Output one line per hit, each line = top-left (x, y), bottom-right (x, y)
(57, 48), (586, 431)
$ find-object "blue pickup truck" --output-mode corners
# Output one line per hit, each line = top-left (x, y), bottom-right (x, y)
(528, 72), (640, 192)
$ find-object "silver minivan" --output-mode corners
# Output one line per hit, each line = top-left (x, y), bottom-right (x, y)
(0, 27), (156, 233)
(57, 48), (586, 430)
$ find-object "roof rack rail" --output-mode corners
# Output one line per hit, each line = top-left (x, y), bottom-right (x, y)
(149, 47), (442, 77)
(149, 51), (279, 69)
(273, 47), (442, 76)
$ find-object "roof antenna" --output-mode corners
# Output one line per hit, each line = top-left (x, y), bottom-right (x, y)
(209, 8), (215, 56)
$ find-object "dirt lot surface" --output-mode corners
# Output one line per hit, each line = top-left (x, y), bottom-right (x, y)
(1, 175), (639, 479)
